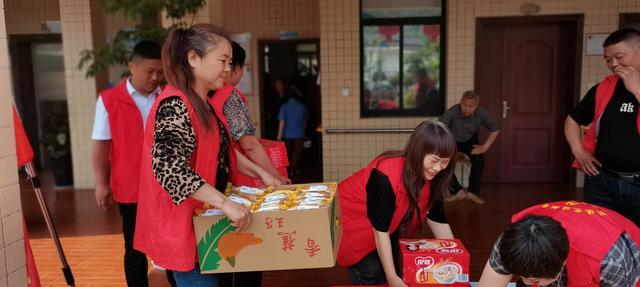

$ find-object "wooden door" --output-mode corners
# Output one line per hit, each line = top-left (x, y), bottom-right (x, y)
(476, 16), (581, 183)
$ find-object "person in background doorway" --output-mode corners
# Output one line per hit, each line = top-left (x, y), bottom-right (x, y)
(478, 201), (640, 287)
(337, 121), (457, 287)
(565, 28), (640, 226)
(91, 40), (164, 287)
(277, 87), (308, 177)
(439, 90), (500, 205)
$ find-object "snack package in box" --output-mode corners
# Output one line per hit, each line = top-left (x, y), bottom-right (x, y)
(399, 239), (470, 286)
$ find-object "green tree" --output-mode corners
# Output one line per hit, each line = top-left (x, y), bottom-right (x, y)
(78, 0), (207, 78)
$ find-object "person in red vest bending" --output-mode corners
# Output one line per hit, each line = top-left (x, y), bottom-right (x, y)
(338, 121), (457, 287)
(478, 201), (640, 287)
(565, 28), (640, 226)
(91, 40), (163, 287)
(134, 24), (278, 286)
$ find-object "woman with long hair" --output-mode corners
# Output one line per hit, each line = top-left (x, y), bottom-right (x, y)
(134, 24), (278, 286)
(337, 121), (457, 287)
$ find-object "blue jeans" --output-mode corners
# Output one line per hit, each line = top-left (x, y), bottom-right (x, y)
(586, 171), (640, 226)
(172, 265), (218, 287)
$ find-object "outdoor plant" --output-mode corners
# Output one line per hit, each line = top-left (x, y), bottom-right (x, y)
(78, 0), (207, 77)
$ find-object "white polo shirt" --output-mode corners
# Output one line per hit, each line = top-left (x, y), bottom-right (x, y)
(91, 79), (161, 140)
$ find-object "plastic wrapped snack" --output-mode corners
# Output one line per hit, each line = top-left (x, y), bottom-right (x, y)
(231, 186), (265, 201)
(228, 194), (253, 207)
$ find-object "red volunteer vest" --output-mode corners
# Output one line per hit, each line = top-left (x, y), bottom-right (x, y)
(337, 156), (431, 267)
(209, 83), (243, 184)
(512, 201), (640, 287)
(572, 75), (640, 169)
(134, 85), (234, 271)
(101, 80), (145, 203)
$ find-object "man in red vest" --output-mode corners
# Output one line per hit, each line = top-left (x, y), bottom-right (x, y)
(91, 40), (163, 287)
(565, 28), (640, 226)
(478, 201), (640, 287)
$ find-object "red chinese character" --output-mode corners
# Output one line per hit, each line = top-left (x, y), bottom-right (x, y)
(265, 217), (273, 229)
(305, 238), (321, 257)
(278, 231), (296, 251)
(276, 217), (285, 228)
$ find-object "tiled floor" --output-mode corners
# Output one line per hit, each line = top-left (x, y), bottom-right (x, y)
(22, 170), (580, 286)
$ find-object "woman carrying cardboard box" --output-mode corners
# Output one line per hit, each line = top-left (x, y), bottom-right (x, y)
(134, 24), (278, 287)
(337, 121), (457, 287)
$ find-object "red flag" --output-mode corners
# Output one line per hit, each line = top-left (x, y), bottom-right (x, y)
(13, 105), (34, 168)
(23, 219), (41, 287)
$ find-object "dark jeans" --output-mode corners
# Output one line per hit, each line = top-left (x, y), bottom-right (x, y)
(284, 138), (304, 174)
(347, 251), (387, 285)
(118, 203), (149, 287)
(348, 239), (401, 286)
(586, 170), (640, 226)
(218, 272), (263, 287)
(451, 136), (484, 194)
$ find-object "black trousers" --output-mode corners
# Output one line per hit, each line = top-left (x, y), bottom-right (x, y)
(218, 271), (263, 287)
(118, 203), (149, 287)
(451, 136), (484, 194)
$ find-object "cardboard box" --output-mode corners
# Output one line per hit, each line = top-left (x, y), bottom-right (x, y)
(399, 239), (470, 286)
(193, 183), (342, 273)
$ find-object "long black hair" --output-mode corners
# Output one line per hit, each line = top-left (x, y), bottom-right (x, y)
(380, 121), (457, 226)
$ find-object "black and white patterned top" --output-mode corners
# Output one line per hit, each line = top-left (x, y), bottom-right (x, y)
(222, 89), (256, 141)
(151, 97), (229, 205)
(489, 232), (640, 287)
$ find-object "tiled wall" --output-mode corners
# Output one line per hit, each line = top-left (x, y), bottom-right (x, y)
(4, 0), (60, 35)
(320, 0), (640, 182)
(320, 0), (423, 181)
(60, 0), (101, 189)
(0, 0), (28, 285)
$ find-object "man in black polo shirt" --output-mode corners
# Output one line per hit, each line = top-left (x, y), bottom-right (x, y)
(565, 28), (640, 226)
(439, 90), (500, 204)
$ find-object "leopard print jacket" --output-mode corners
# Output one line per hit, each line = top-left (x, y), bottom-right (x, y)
(152, 97), (229, 205)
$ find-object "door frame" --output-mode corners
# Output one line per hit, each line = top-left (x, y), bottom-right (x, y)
(474, 14), (584, 185)
(9, 33), (63, 168)
(257, 38), (321, 137)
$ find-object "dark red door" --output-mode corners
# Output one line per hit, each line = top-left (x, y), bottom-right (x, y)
(475, 17), (580, 183)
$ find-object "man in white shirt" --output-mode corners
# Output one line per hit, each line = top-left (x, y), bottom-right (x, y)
(91, 40), (163, 287)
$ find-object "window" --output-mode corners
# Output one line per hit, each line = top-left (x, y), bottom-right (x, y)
(360, 0), (445, 117)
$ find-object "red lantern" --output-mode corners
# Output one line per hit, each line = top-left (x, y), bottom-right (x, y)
(422, 25), (440, 42)
(378, 26), (400, 44)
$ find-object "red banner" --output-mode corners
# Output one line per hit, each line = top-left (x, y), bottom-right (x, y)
(23, 219), (41, 287)
(13, 106), (34, 168)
